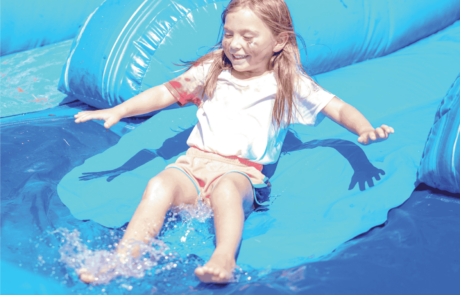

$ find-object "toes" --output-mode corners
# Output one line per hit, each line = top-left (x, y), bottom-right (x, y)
(77, 267), (88, 274)
(195, 267), (231, 283)
(79, 272), (95, 284)
(213, 270), (231, 283)
(194, 267), (205, 276)
(205, 266), (218, 276)
(78, 268), (99, 284)
(208, 267), (216, 275)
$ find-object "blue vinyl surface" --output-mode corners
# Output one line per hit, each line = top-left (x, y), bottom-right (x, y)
(1, 106), (459, 294)
(0, 0), (103, 56)
(0, 41), (75, 117)
(1, 0), (460, 294)
(57, 20), (460, 270)
(1, 261), (70, 295)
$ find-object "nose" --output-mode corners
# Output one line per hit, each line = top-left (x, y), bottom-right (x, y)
(229, 36), (244, 53)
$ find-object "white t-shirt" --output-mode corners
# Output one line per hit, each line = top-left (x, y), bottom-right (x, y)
(164, 61), (335, 165)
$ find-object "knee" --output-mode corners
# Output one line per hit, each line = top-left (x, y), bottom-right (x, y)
(211, 177), (238, 200)
(142, 176), (176, 203)
(210, 175), (253, 204)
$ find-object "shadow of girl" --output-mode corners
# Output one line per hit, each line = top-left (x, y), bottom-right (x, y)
(79, 128), (384, 192)
(263, 131), (385, 191)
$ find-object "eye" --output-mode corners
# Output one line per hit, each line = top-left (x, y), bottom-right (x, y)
(224, 33), (233, 38)
(243, 36), (253, 41)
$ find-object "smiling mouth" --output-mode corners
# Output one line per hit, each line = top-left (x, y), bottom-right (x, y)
(232, 54), (249, 60)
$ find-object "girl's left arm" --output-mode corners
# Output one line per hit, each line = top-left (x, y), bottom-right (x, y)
(321, 97), (394, 145)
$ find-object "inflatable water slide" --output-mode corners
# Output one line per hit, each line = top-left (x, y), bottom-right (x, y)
(1, 0), (460, 294)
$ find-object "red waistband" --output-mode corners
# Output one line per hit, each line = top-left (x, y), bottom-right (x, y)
(191, 147), (263, 172)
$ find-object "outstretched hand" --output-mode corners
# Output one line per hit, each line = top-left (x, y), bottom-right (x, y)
(357, 124), (394, 145)
(74, 109), (123, 129)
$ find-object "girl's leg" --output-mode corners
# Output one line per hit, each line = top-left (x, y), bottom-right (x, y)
(195, 173), (254, 283)
(116, 168), (198, 257)
(79, 168), (198, 283)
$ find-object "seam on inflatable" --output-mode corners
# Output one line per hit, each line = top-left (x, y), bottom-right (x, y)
(64, 1), (106, 93)
(137, 0), (227, 90)
(452, 124), (460, 190)
(112, 1), (163, 101)
(113, 0), (162, 100)
(135, 3), (197, 89)
(104, 0), (150, 101)
(117, 2), (196, 96)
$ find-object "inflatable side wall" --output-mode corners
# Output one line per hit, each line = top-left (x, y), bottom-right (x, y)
(418, 73), (460, 193)
(57, 0), (460, 111)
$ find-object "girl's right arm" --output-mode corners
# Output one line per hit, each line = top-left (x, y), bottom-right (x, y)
(74, 84), (177, 129)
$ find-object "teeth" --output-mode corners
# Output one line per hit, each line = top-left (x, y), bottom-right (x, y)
(233, 55), (247, 59)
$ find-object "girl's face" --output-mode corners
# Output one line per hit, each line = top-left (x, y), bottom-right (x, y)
(223, 8), (285, 79)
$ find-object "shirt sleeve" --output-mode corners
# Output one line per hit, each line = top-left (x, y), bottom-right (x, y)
(163, 61), (212, 107)
(291, 73), (336, 126)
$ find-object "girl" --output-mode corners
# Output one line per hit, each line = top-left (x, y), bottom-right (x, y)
(74, 0), (394, 284)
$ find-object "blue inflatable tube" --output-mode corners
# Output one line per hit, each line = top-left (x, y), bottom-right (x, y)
(418, 73), (460, 193)
(57, 0), (460, 111)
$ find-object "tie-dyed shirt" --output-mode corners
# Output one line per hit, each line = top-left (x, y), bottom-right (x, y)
(164, 61), (335, 165)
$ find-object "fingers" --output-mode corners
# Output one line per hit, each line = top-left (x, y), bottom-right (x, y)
(381, 124), (395, 134)
(104, 117), (118, 129)
(374, 127), (387, 139)
(374, 125), (395, 140)
(358, 132), (374, 145)
(358, 125), (395, 145)
(74, 111), (119, 129)
(357, 135), (368, 145)
(74, 111), (96, 123)
(369, 131), (378, 141)
(360, 131), (379, 144)
(74, 111), (106, 123)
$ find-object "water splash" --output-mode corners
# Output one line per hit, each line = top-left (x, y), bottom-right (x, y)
(9, 202), (262, 294)
(53, 201), (215, 286)
(54, 228), (169, 284)
(173, 200), (214, 223)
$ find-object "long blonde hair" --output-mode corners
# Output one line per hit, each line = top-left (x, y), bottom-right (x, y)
(182, 0), (308, 128)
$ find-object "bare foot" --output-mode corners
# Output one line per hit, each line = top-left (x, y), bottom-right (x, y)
(78, 253), (129, 284)
(77, 264), (118, 284)
(194, 252), (236, 283)
(78, 268), (100, 284)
